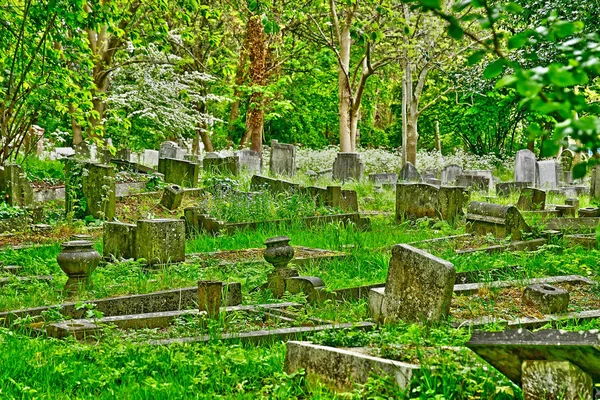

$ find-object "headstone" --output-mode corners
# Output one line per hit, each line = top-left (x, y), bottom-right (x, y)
(236, 149), (261, 175)
(269, 140), (296, 176)
(198, 280), (222, 318)
(456, 174), (490, 193)
(160, 185), (185, 210)
(536, 160), (558, 189)
(464, 170), (494, 191)
(115, 148), (132, 162)
(517, 188), (546, 211)
(466, 329), (600, 400)
(515, 149), (537, 183)
(466, 201), (530, 240)
(590, 165), (600, 200)
(369, 244), (455, 323)
(103, 221), (137, 260)
(396, 183), (466, 222)
(0, 164), (33, 207)
(559, 149), (574, 184)
(332, 153), (364, 182)
(157, 158), (199, 187)
(135, 219), (186, 265)
(496, 182), (529, 197)
(441, 164), (463, 185)
(399, 162), (421, 182)
(159, 141), (180, 159)
(143, 150), (160, 168)
(82, 163), (116, 220)
(565, 197), (579, 211)
(203, 153), (240, 176)
(369, 173), (398, 187)
(438, 186), (468, 221)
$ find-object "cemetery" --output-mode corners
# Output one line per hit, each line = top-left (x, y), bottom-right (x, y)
(4, 1), (600, 398)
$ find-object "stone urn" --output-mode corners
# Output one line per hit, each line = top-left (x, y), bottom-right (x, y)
(56, 240), (101, 294)
(264, 236), (298, 298)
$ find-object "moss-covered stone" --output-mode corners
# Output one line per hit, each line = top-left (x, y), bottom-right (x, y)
(135, 219), (185, 265)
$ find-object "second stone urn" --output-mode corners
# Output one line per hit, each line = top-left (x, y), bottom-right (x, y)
(56, 240), (101, 294)
(264, 236), (298, 298)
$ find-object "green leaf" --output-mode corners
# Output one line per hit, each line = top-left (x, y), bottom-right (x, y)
(516, 80), (543, 98)
(420, 0), (442, 9)
(508, 32), (529, 50)
(447, 23), (463, 39)
(483, 59), (507, 78)
(540, 140), (560, 157)
(548, 65), (577, 87)
(467, 50), (485, 65)
(572, 162), (587, 179)
(495, 74), (518, 88)
(504, 2), (524, 13)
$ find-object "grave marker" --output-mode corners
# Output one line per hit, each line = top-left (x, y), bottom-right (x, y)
(332, 153), (364, 182)
(515, 149), (536, 183)
(269, 140), (296, 176)
(440, 164), (462, 185)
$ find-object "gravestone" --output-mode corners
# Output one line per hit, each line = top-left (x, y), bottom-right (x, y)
(159, 141), (180, 159)
(466, 201), (530, 240)
(517, 188), (546, 211)
(369, 244), (455, 323)
(456, 174), (489, 193)
(536, 160), (558, 189)
(466, 329), (600, 400)
(82, 162), (116, 220)
(103, 221), (137, 260)
(0, 164), (33, 207)
(515, 149), (537, 183)
(135, 219), (186, 265)
(115, 148), (132, 162)
(332, 153), (364, 182)
(396, 183), (466, 222)
(591, 165), (600, 200)
(236, 149), (261, 174)
(369, 173), (398, 187)
(143, 150), (159, 168)
(565, 197), (579, 211)
(438, 186), (468, 221)
(496, 182), (529, 197)
(251, 175), (299, 195)
(441, 164), (463, 185)
(464, 170), (494, 191)
(157, 158), (199, 187)
(203, 153), (240, 176)
(559, 149), (574, 184)
(399, 162), (421, 182)
(269, 140), (296, 176)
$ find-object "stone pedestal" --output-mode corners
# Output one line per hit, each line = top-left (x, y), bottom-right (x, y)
(160, 185), (185, 210)
(332, 153), (364, 182)
(135, 219), (186, 265)
(103, 221), (137, 260)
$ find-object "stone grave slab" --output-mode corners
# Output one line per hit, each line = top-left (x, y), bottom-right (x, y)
(399, 162), (421, 182)
(517, 188), (546, 211)
(269, 140), (296, 176)
(441, 164), (463, 185)
(466, 201), (530, 240)
(515, 149), (536, 183)
(332, 153), (364, 182)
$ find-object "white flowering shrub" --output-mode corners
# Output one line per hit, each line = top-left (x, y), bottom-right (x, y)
(290, 146), (512, 176)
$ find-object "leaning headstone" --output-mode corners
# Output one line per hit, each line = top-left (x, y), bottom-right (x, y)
(466, 329), (600, 400)
(515, 149), (537, 183)
(103, 221), (137, 260)
(399, 162), (421, 182)
(203, 153), (240, 176)
(157, 158), (199, 187)
(332, 153), (364, 182)
(441, 164), (463, 185)
(0, 164), (33, 207)
(536, 160), (558, 189)
(369, 244), (455, 323)
(496, 182), (529, 197)
(269, 140), (296, 176)
(517, 188), (546, 211)
(135, 219), (186, 265)
(82, 163), (116, 220)
(236, 149), (261, 174)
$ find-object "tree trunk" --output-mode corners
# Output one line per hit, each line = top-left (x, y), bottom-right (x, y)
(405, 111), (418, 165)
(338, 26), (352, 153)
(243, 15), (267, 155)
(229, 32), (249, 143)
(435, 121), (441, 152)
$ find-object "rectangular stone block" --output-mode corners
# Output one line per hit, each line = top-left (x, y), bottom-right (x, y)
(82, 162), (116, 220)
(332, 153), (364, 182)
(135, 219), (186, 265)
(157, 158), (199, 187)
(103, 221), (137, 260)
(515, 149), (537, 183)
(270, 140), (296, 176)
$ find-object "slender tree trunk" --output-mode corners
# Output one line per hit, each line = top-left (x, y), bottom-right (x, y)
(70, 104), (83, 145)
(194, 103), (214, 153)
(406, 110), (418, 165)
(435, 121), (441, 152)
(338, 25), (352, 153)
(229, 32), (249, 143)
(244, 15), (267, 155)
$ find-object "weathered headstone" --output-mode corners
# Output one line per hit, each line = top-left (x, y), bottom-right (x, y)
(236, 149), (261, 174)
(203, 153), (240, 176)
(157, 158), (199, 187)
(496, 182), (529, 197)
(369, 173), (398, 187)
(332, 153), (364, 182)
(396, 183), (466, 222)
(438, 186), (468, 221)
(517, 188), (546, 211)
(559, 149), (574, 184)
(466, 329), (600, 400)
(515, 149), (537, 183)
(143, 150), (160, 168)
(135, 219), (186, 265)
(82, 163), (116, 220)
(590, 165), (600, 200)
(159, 141), (180, 159)
(0, 164), (33, 207)
(369, 244), (455, 323)
(466, 201), (530, 240)
(456, 174), (490, 193)
(103, 221), (137, 260)
(464, 170), (494, 191)
(441, 164), (463, 185)
(536, 160), (558, 189)
(399, 162), (421, 182)
(269, 140), (296, 176)
(160, 184), (185, 210)
(565, 197), (580, 211)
